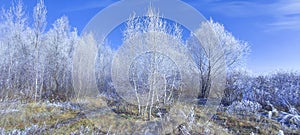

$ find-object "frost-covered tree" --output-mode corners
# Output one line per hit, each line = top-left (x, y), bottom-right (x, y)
(120, 8), (184, 119)
(73, 33), (97, 99)
(0, 0), (79, 102)
(0, 39), (5, 98)
(95, 42), (114, 95)
(43, 16), (77, 101)
(0, 0), (81, 102)
(188, 19), (250, 98)
(0, 0), (33, 100)
(33, 0), (47, 101)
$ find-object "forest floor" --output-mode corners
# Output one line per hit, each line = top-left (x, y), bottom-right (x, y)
(0, 97), (299, 134)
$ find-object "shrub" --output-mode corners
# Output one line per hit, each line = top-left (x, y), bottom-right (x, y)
(226, 100), (262, 115)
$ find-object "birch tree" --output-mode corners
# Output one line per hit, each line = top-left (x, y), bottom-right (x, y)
(120, 8), (183, 120)
(33, 0), (47, 101)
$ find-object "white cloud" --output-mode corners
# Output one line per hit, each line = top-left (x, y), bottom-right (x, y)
(267, 0), (300, 31)
(63, 0), (118, 12)
(187, 1), (269, 17)
(63, 0), (300, 31)
(276, 0), (300, 15)
(190, 0), (300, 31)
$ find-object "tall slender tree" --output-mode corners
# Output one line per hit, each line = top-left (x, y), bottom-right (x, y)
(33, 0), (47, 101)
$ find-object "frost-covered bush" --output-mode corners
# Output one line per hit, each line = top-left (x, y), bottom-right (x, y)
(279, 106), (300, 128)
(222, 70), (252, 106)
(242, 71), (300, 109)
(226, 100), (262, 114)
(269, 72), (300, 107)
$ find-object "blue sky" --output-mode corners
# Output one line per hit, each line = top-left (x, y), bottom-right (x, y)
(1, 0), (299, 74)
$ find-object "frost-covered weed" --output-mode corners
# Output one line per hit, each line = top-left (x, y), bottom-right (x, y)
(226, 100), (262, 114)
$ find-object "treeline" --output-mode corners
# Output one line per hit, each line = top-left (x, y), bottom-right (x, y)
(0, 0), (78, 102)
(0, 0), (116, 102)
(0, 0), (250, 103)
